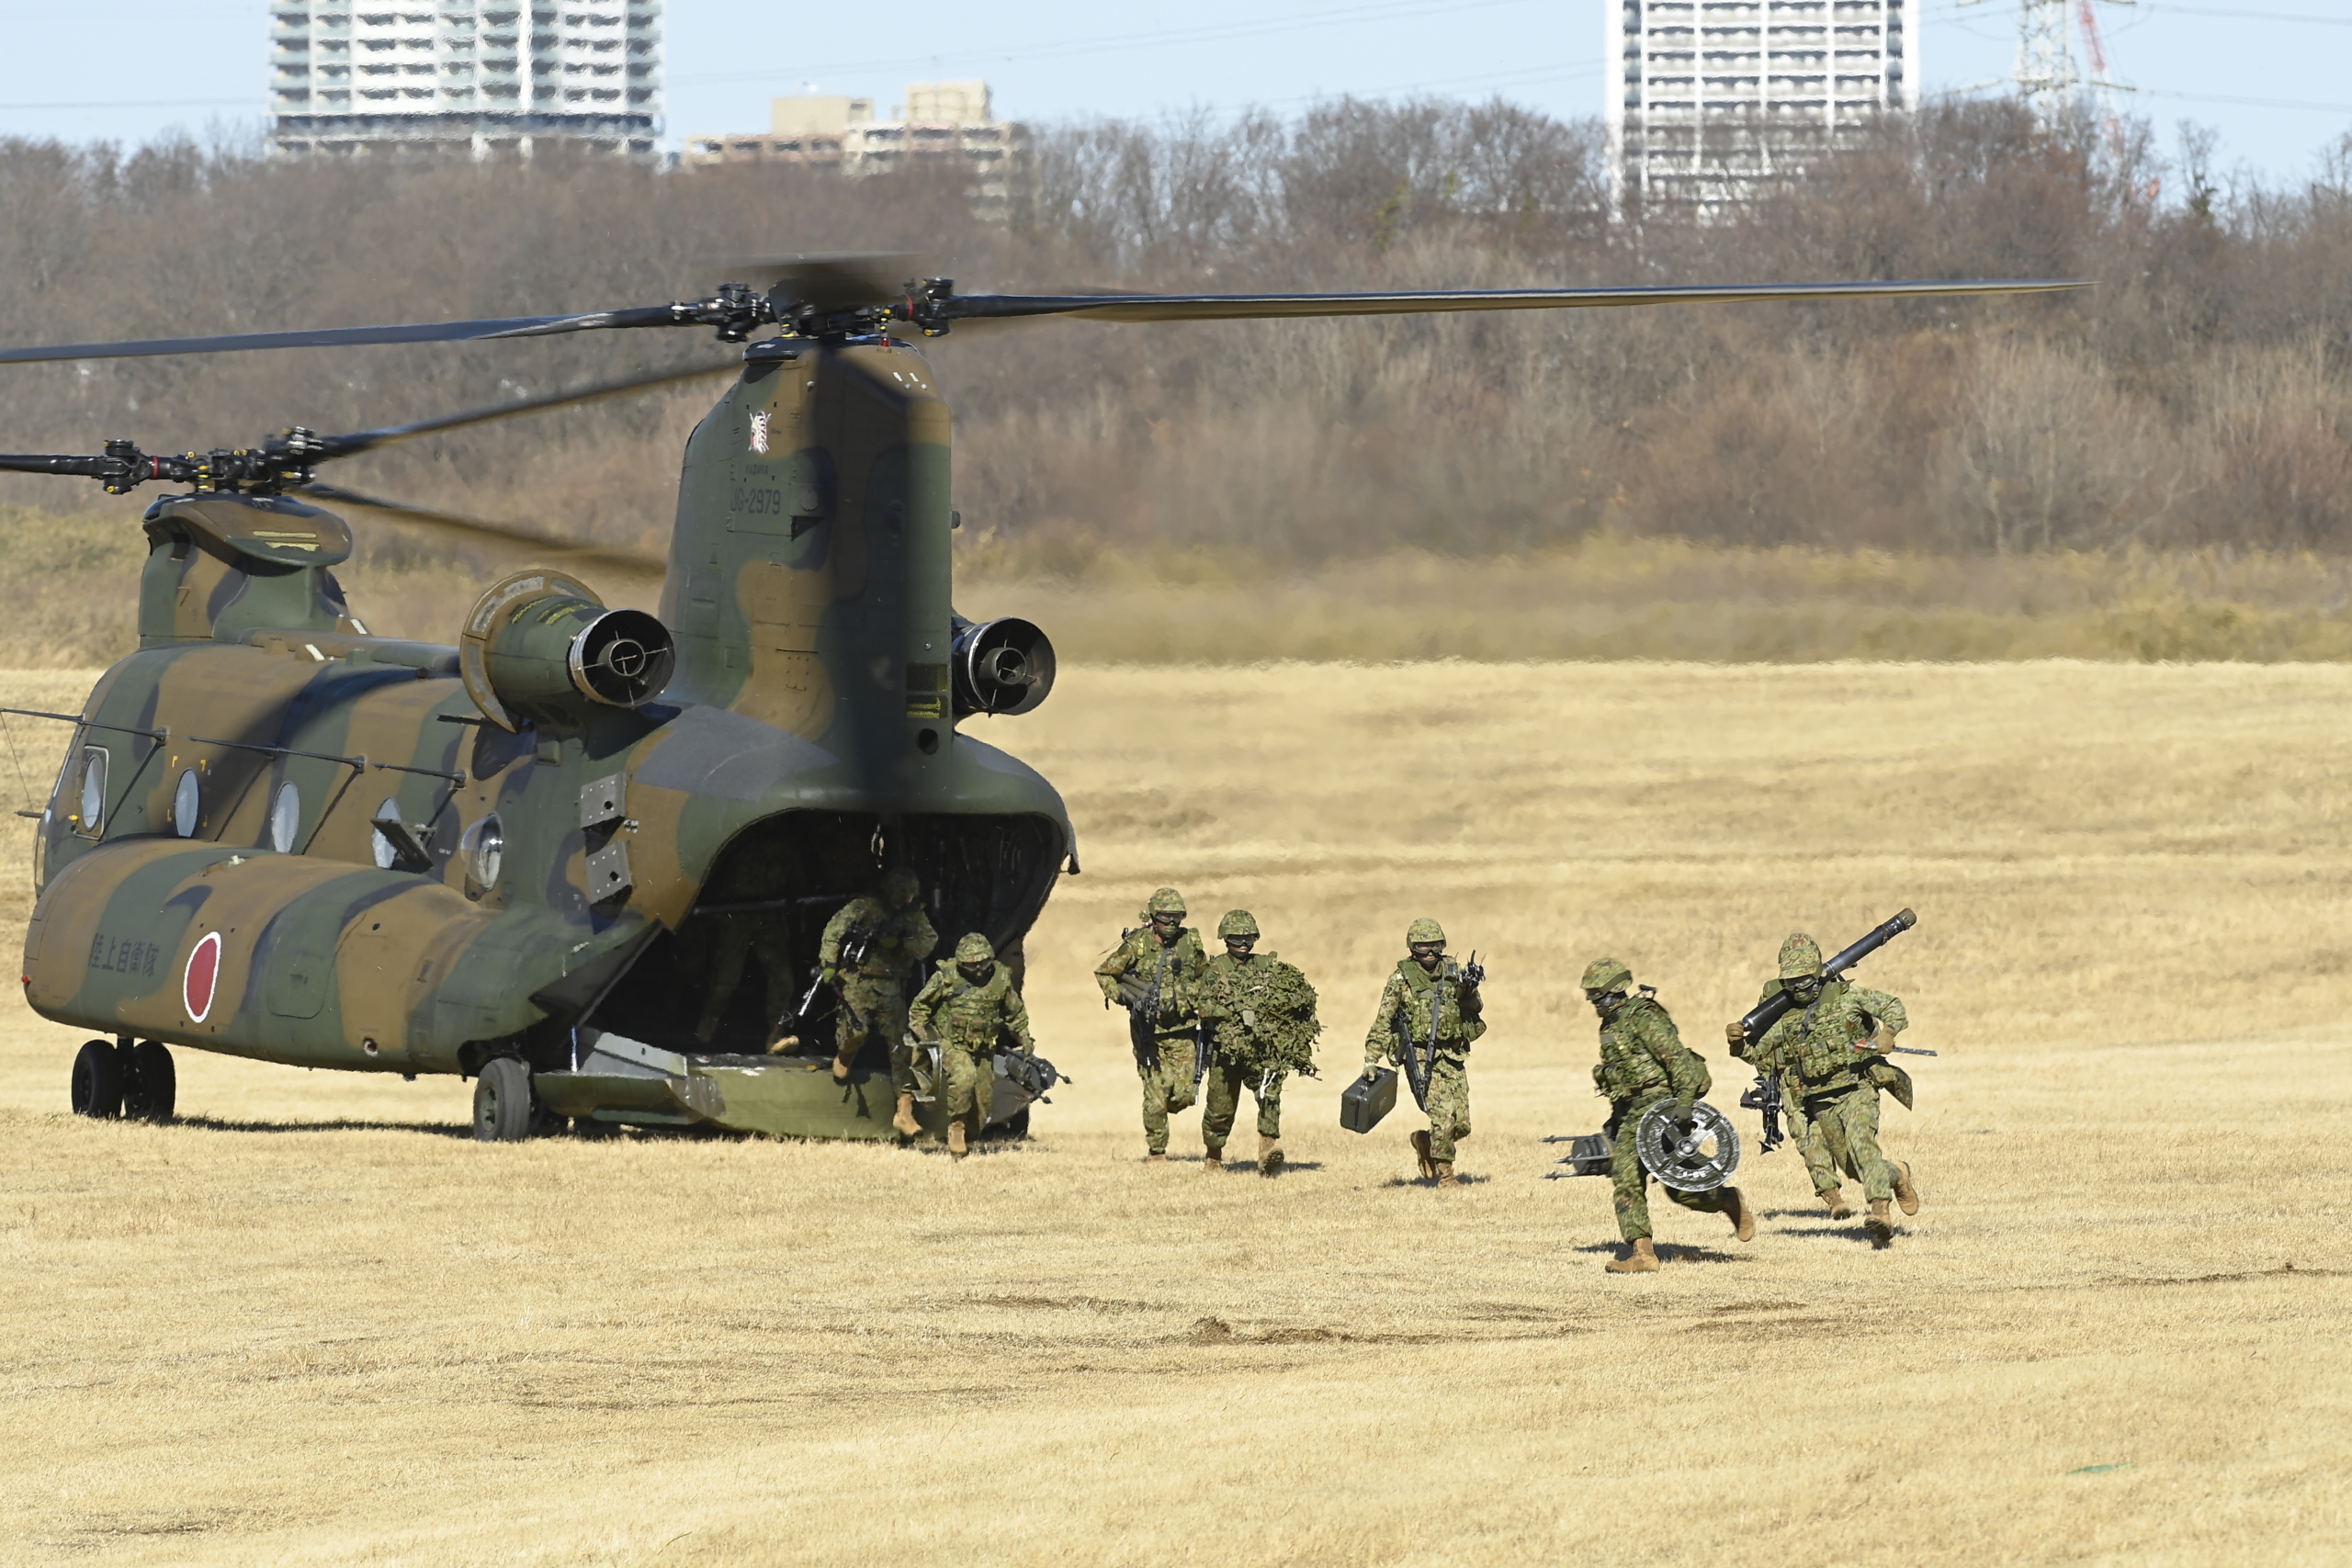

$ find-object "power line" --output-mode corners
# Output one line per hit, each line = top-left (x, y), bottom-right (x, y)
(672, 0), (1550, 88)
(0, 97), (253, 111)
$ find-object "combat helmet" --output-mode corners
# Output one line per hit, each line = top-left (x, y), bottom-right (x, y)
(1217, 909), (1260, 940)
(880, 865), (921, 901)
(1580, 957), (1633, 995)
(1406, 917), (1446, 945)
(954, 931), (995, 964)
(1147, 887), (1187, 918)
(1778, 933), (1825, 979)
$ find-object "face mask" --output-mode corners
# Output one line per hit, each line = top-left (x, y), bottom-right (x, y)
(1785, 976), (1824, 1005)
(1586, 988), (1625, 1018)
(959, 962), (992, 985)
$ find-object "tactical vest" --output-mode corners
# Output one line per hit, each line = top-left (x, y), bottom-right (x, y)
(1391, 959), (1478, 1055)
(928, 965), (1017, 1055)
(1593, 996), (1675, 1102)
(1116, 927), (1207, 1028)
(1780, 978), (1874, 1093)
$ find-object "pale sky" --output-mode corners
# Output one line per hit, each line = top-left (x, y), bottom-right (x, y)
(0, 2), (2343, 191)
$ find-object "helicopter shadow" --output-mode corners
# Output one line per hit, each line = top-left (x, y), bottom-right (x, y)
(169, 1114), (472, 1138)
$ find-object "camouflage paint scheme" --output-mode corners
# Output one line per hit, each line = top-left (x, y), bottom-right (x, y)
(22, 340), (1074, 1141)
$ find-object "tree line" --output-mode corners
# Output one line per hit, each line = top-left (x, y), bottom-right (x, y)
(0, 96), (2344, 571)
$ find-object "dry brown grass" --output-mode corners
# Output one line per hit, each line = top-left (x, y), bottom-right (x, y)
(4, 660), (2350, 1566)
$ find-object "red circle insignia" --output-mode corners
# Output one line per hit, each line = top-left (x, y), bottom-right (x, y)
(184, 931), (221, 1023)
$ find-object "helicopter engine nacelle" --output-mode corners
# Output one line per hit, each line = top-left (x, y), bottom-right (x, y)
(460, 570), (676, 732)
(951, 615), (1056, 718)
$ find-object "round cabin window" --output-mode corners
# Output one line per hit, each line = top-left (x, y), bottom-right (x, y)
(173, 769), (200, 838)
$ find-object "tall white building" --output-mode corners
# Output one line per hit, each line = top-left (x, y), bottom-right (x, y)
(269, 4), (662, 156)
(1607, 0), (1922, 213)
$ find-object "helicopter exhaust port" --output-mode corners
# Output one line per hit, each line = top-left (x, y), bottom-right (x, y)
(460, 569), (677, 731)
(950, 615), (1055, 717)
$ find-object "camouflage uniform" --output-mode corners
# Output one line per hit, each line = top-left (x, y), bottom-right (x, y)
(1197, 910), (1319, 1171)
(1747, 933), (1916, 1224)
(908, 932), (1035, 1157)
(1095, 888), (1209, 1157)
(1363, 919), (1484, 1177)
(1586, 965), (1741, 1242)
(819, 871), (939, 1093)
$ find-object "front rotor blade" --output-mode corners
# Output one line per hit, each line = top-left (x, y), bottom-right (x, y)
(0, 306), (695, 366)
(937, 277), (2090, 325)
(317, 361), (739, 460)
(299, 480), (667, 574)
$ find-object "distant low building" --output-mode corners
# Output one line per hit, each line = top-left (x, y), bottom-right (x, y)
(684, 82), (1025, 217)
(269, 2), (662, 157)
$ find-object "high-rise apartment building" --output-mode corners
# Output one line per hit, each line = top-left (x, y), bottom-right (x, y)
(269, 4), (662, 156)
(1607, 0), (1921, 212)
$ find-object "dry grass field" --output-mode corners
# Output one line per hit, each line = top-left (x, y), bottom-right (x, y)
(5, 660), (2350, 1566)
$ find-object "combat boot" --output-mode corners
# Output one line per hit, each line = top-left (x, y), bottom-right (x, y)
(1605, 1237), (1660, 1274)
(1203, 1147), (1223, 1172)
(1819, 1186), (1854, 1220)
(1724, 1186), (1757, 1242)
(1891, 1160), (1921, 1216)
(1435, 1161), (1457, 1188)
(1146, 1151), (1167, 1163)
(831, 1054), (854, 1083)
(1865, 1198), (1894, 1245)
(891, 1093), (920, 1138)
(946, 1118), (969, 1159)
(1258, 1134), (1283, 1176)
(1409, 1130), (1435, 1179)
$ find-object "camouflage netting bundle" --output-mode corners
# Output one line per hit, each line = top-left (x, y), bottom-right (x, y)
(1207, 959), (1321, 1077)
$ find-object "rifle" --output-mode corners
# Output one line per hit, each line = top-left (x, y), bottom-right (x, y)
(1732, 908), (1917, 1052)
(1738, 1073), (1788, 1154)
(786, 924), (876, 1039)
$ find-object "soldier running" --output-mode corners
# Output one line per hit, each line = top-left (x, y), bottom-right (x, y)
(1096, 887), (1210, 1162)
(1197, 910), (1319, 1175)
(1360, 918), (1483, 1187)
(1582, 958), (1755, 1273)
(908, 932), (1036, 1159)
(1733, 932), (1923, 1245)
(817, 866), (939, 1137)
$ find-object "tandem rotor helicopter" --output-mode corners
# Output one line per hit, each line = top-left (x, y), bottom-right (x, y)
(0, 256), (2081, 1143)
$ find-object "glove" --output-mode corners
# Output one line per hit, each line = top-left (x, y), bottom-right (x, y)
(1724, 1021), (1746, 1047)
(1672, 1096), (1697, 1121)
(1361, 1062), (1382, 1080)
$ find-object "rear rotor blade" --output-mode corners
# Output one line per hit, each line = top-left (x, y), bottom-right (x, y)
(933, 277), (2090, 325)
(0, 306), (701, 366)
(316, 361), (739, 460)
(299, 480), (667, 574)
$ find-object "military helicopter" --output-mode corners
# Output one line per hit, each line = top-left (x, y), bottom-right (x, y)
(0, 258), (2081, 1143)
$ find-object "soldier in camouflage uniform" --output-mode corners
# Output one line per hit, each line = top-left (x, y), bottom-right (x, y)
(1197, 910), (1319, 1176)
(1735, 933), (1922, 1244)
(1361, 918), (1484, 1187)
(1096, 887), (1209, 1162)
(908, 931), (1036, 1159)
(1582, 958), (1755, 1273)
(817, 866), (939, 1137)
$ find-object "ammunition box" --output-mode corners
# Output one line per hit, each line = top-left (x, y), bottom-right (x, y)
(1340, 1066), (1397, 1134)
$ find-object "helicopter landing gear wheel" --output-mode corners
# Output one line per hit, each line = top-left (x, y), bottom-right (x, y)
(472, 1057), (535, 1142)
(71, 1039), (123, 1118)
(122, 1042), (176, 1123)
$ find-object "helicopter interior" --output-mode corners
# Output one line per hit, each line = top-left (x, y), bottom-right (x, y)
(581, 807), (1068, 1060)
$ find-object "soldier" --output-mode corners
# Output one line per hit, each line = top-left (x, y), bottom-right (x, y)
(1360, 917), (1483, 1187)
(907, 932), (1036, 1159)
(1582, 958), (1755, 1274)
(1095, 887), (1209, 1162)
(1197, 910), (1319, 1176)
(1734, 933), (1922, 1245)
(817, 865), (939, 1138)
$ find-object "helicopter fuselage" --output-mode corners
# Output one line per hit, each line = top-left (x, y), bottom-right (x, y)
(23, 339), (1074, 1138)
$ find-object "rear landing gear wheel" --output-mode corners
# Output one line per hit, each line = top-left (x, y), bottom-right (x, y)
(472, 1057), (535, 1142)
(71, 1039), (123, 1118)
(123, 1042), (176, 1123)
